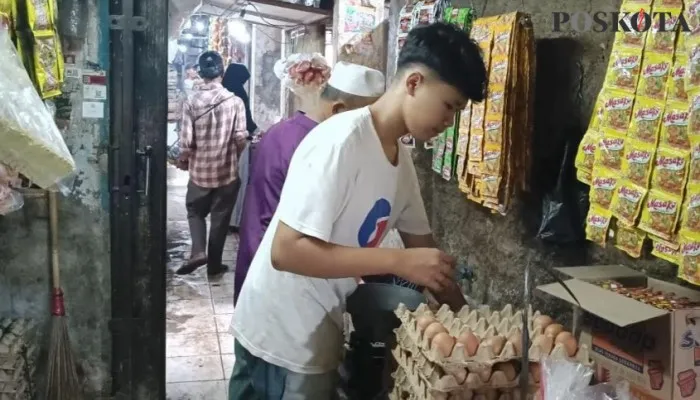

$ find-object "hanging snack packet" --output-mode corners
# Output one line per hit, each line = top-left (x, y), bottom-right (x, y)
(32, 31), (61, 99)
(577, 169), (592, 185)
(611, 180), (647, 226)
(652, 237), (681, 264)
(650, 147), (689, 196)
(689, 90), (700, 136)
(604, 47), (643, 93)
(588, 94), (605, 131)
(471, 102), (485, 133)
(456, 105), (471, 157)
(575, 130), (600, 174)
(484, 115), (503, 146)
(638, 189), (682, 240)
(589, 169), (619, 209)
(681, 187), (700, 233)
(482, 145), (502, 176)
(487, 86), (506, 115)
(26, 0), (54, 31)
(689, 135), (700, 185)
(595, 131), (626, 171)
(586, 206), (613, 247)
(627, 97), (663, 145)
(679, 230), (700, 285)
(602, 90), (635, 133)
(686, 37), (700, 91)
(613, 5), (648, 50)
(490, 55), (508, 86)
(621, 140), (655, 187)
(646, 7), (680, 56)
(614, 224), (647, 258)
(482, 175), (499, 198)
(637, 53), (673, 100)
(492, 24), (512, 58)
(667, 56), (688, 103)
(468, 133), (484, 162)
(660, 101), (691, 150)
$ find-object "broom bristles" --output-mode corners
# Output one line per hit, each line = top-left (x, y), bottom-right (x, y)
(46, 316), (82, 400)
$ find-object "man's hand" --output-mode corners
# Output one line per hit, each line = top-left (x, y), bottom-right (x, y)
(176, 153), (189, 171)
(395, 248), (456, 293)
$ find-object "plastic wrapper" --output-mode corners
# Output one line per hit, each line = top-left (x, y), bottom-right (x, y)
(273, 53), (330, 98)
(540, 357), (630, 400)
(0, 29), (76, 192)
(603, 47), (642, 93)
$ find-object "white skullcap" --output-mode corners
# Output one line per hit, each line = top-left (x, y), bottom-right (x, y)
(327, 61), (385, 98)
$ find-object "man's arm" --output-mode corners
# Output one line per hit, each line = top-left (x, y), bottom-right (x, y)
(232, 97), (248, 157)
(399, 232), (467, 311)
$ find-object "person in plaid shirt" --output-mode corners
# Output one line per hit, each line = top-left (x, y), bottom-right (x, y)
(176, 51), (248, 276)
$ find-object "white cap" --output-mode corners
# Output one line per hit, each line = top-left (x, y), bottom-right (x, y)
(327, 61), (385, 98)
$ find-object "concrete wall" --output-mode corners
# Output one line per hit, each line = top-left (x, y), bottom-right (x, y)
(251, 25), (283, 131)
(387, 0), (699, 313)
(0, 0), (112, 395)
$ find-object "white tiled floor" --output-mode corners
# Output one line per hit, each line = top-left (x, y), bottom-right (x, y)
(166, 166), (235, 399)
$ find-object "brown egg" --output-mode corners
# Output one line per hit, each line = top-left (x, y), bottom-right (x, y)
(555, 331), (578, 357)
(529, 362), (541, 383)
(485, 335), (506, 355)
(544, 323), (564, 338)
(457, 331), (480, 357)
(424, 322), (448, 342)
(494, 361), (518, 381)
(533, 315), (553, 329)
(416, 315), (437, 333)
(431, 332), (456, 357)
(507, 328), (523, 356)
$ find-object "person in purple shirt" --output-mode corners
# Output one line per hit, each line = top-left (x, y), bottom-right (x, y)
(233, 61), (385, 305)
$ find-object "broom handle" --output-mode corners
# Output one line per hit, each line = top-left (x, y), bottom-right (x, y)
(49, 191), (60, 290)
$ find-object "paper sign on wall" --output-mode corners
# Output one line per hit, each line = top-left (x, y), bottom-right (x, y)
(83, 84), (107, 101)
(82, 101), (104, 119)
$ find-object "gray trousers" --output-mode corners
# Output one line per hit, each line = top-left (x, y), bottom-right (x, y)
(186, 179), (240, 268)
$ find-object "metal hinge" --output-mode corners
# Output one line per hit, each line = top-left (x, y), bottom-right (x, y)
(109, 15), (148, 31)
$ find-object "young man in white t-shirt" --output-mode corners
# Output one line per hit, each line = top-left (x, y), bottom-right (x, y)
(230, 22), (487, 399)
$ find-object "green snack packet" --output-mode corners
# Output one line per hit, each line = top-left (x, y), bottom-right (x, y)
(432, 131), (447, 173)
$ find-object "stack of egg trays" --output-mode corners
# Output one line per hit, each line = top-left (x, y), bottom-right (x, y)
(0, 318), (39, 400)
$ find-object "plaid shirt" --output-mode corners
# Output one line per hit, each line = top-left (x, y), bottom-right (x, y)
(180, 82), (247, 188)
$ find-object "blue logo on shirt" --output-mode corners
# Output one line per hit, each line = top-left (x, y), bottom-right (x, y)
(357, 199), (391, 248)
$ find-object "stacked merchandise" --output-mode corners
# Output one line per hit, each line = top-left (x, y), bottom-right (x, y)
(390, 303), (591, 399)
(9, 0), (65, 99)
(574, 0), (700, 286)
(0, 318), (38, 400)
(167, 65), (180, 123)
(209, 17), (232, 66)
(441, 12), (534, 216)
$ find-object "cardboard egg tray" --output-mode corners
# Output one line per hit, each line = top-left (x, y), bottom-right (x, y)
(391, 362), (538, 400)
(392, 345), (536, 392)
(0, 319), (36, 365)
(394, 303), (592, 366)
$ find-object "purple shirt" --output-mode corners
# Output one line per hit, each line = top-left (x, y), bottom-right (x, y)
(234, 112), (318, 305)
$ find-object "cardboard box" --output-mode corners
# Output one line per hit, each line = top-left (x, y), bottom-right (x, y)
(537, 265), (700, 400)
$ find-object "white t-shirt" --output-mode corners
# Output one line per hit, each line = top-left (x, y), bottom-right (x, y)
(231, 107), (431, 374)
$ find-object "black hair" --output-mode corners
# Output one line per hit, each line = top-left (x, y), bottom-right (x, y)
(397, 22), (487, 102)
(198, 51), (224, 80)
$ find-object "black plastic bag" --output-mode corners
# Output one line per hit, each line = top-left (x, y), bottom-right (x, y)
(536, 139), (589, 243)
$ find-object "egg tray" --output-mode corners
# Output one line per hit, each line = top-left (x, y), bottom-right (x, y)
(391, 363), (538, 400)
(392, 345), (528, 391)
(394, 303), (591, 367)
(0, 319), (37, 365)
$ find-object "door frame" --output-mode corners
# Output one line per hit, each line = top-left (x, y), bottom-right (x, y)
(108, 0), (168, 398)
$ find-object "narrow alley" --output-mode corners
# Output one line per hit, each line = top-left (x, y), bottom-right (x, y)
(165, 165), (235, 399)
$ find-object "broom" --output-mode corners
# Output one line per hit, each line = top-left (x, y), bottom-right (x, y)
(45, 191), (82, 399)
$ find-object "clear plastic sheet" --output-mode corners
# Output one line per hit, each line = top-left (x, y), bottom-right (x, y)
(0, 29), (76, 193)
(541, 357), (630, 400)
(273, 52), (331, 98)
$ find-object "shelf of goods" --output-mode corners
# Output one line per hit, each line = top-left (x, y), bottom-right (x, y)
(390, 303), (590, 399)
(574, 0), (700, 286)
(167, 65), (180, 123)
(431, 12), (535, 217)
(0, 318), (38, 400)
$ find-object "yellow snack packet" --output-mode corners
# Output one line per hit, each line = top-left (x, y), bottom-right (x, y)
(650, 147), (689, 196)
(689, 135), (700, 185)
(471, 102), (485, 133)
(646, 6), (681, 56)
(602, 90), (635, 133)
(638, 189), (682, 240)
(482, 145), (502, 176)
(604, 48), (643, 93)
(575, 130), (600, 173)
(489, 55), (508, 86)
(614, 224), (646, 258)
(686, 36), (700, 92)
(627, 97), (663, 145)
(577, 169), (592, 185)
(586, 206), (613, 247)
(492, 25), (512, 57)
(688, 90), (700, 136)
(681, 187), (700, 233)
(621, 140), (655, 187)
(481, 175), (499, 198)
(651, 237), (681, 264)
(679, 230), (700, 285)
(611, 180), (647, 226)
(487, 86), (506, 115)
(484, 115), (503, 146)
(659, 101), (691, 151)
(26, 0), (54, 31)
(595, 131), (626, 172)
(613, 5), (648, 51)
(667, 56), (689, 103)
(589, 168), (619, 209)
(32, 31), (61, 99)
(637, 53), (672, 100)
(468, 133), (483, 162)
